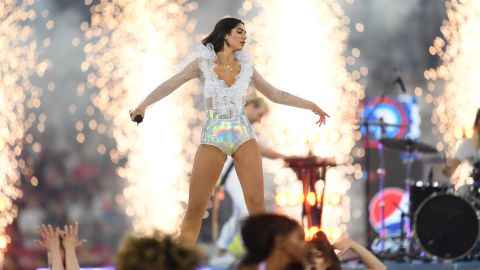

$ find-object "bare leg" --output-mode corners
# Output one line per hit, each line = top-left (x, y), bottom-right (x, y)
(179, 145), (226, 244)
(233, 139), (267, 215)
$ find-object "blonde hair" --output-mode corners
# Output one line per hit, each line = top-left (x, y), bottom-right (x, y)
(115, 232), (202, 270)
(245, 96), (269, 111)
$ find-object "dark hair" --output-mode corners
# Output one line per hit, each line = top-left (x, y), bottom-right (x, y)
(309, 231), (342, 270)
(202, 17), (244, 52)
(115, 233), (201, 270)
(240, 214), (301, 266)
(474, 108), (480, 129)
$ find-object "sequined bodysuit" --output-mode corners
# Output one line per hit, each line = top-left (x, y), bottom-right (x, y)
(140, 43), (314, 156)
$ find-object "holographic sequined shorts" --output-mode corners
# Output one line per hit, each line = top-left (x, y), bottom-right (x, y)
(200, 109), (255, 156)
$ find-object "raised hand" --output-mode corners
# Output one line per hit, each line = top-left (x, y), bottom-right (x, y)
(62, 222), (86, 249)
(36, 224), (62, 251)
(332, 238), (353, 257)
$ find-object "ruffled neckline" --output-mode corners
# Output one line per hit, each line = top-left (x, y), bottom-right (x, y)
(199, 43), (251, 89)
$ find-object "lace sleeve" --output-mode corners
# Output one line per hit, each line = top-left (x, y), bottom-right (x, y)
(138, 58), (200, 109)
(251, 68), (313, 110)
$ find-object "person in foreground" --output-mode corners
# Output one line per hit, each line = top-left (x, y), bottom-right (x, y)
(36, 222), (86, 270)
(307, 231), (386, 270)
(129, 17), (329, 245)
(237, 213), (307, 270)
(115, 232), (202, 270)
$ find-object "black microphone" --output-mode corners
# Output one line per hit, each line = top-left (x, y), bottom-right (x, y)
(393, 76), (407, 94)
(129, 110), (143, 126)
(133, 115), (143, 126)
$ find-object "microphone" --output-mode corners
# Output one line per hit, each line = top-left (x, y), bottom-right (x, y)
(129, 110), (144, 126)
(393, 75), (407, 94)
(133, 115), (143, 126)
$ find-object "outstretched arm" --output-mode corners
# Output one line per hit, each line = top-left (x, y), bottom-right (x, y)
(252, 68), (313, 110)
(130, 59), (200, 120)
(259, 144), (287, 159)
(251, 68), (329, 126)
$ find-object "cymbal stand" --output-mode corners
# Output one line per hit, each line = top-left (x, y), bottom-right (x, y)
(377, 118), (387, 253)
(361, 96), (388, 250)
(403, 140), (414, 238)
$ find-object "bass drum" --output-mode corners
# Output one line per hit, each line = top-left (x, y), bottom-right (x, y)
(414, 193), (479, 260)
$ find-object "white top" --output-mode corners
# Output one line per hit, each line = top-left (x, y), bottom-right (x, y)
(142, 43), (312, 118)
(455, 138), (480, 162)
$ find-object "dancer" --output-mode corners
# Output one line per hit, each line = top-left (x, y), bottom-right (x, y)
(210, 97), (295, 265)
(129, 17), (329, 244)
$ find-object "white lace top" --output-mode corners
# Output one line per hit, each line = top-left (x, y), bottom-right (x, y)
(139, 43), (313, 117)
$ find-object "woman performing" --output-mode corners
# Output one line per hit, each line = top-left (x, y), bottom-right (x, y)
(129, 17), (329, 244)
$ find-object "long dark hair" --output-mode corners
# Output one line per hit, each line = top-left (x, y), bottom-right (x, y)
(240, 214), (302, 267)
(202, 17), (244, 52)
(310, 231), (342, 270)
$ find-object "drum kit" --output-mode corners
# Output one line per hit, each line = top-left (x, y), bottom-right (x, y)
(371, 136), (480, 261)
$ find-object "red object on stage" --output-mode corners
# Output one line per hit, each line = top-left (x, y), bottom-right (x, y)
(285, 156), (336, 229)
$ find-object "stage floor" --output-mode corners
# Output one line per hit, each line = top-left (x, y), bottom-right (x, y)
(204, 260), (480, 270)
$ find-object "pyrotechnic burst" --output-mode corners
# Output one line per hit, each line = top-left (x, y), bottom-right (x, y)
(82, 0), (199, 234)
(241, 0), (364, 240)
(0, 0), (48, 263)
(426, 0), (480, 186)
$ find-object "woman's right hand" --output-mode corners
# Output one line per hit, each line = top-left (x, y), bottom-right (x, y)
(36, 224), (61, 251)
(332, 238), (355, 256)
(129, 106), (146, 122)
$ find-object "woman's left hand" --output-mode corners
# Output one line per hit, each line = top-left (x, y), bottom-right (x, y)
(310, 103), (329, 127)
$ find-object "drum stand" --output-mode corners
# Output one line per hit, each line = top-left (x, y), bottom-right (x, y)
(403, 142), (415, 239)
(376, 121), (387, 253)
(389, 140), (418, 260)
(376, 136), (419, 258)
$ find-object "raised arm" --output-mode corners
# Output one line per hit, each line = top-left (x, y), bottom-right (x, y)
(251, 68), (329, 126)
(63, 223), (87, 270)
(130, 58), (200, 121)
(333, 239), (386, 270)
(36, 225), (65, 270)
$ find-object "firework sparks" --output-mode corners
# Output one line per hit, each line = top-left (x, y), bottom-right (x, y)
(83, 0), (199, 234)
(243, 0), (364, 240)
(0, 0), (48, 263)
(427, 0), (480, 187)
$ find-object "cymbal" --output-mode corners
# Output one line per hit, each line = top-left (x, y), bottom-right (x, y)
(379, 138), (438, 153)
(362, 121), (407, 128)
